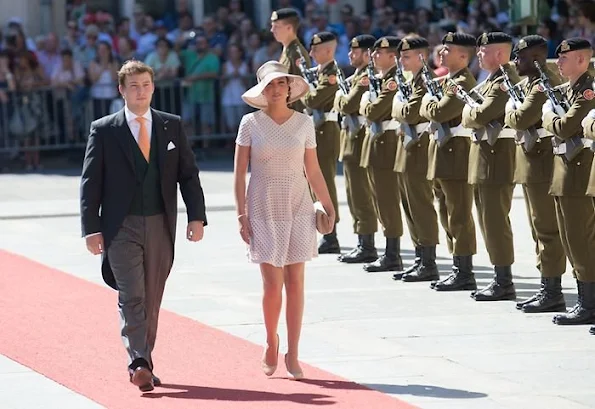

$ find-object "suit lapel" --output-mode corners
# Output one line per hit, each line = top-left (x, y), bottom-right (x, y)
(112, 109), (135, 174)
(151, 108), (169, 174)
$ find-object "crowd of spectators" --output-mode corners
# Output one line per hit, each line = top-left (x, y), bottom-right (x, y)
(0, 0), (594, 171)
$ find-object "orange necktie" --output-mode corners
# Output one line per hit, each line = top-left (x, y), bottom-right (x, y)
(136, 117), (150, 161)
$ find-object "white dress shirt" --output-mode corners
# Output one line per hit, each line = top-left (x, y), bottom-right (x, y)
(124, 105), (153, 144)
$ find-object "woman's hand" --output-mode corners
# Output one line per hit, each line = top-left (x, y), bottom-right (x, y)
(238, 214), (252, 244)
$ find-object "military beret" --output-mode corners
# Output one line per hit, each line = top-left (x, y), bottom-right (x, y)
(514, 35), (547, 54)
(271, 8), (299, 22)
(556, 37), (593, 55)
(350, 34), (376, 50)
(310, 31), (336, 47)
(476, 32), (513, 46)
(397, 37), (429, 52)
(373, 36), (400, 50)
(442, 32), (476, 47)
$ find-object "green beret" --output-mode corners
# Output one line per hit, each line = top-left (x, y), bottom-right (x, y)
(271, 8), (299, 22)
(310, 31), (336, 47)
(350, 34), (376, 50)
(514, 35), (547, 54)
(373, 36), (400, 50)
(476, 32), (513, 47)
(556, 37), (593, 55)
(442, 32), (476, 47)
(397, 37), (429, 52)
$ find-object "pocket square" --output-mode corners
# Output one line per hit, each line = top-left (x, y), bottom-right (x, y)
(167, 141), (176, 151)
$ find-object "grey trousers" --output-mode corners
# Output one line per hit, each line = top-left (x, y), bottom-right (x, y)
(107, 214), (173, 370)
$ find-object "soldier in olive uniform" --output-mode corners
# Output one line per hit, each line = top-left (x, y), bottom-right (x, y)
(302, 32), (342, 253)
(270, 8), (311, 113)
(541, 38), (595, 327)
(461, 32), (519, 302)
(503, 35), (567, 313)
(358, 36), (404, 273)
(334, 34), (380, 263)
(420, 32), (478, 292)
(584, 100), (595, 335)
(391, 37), (440, 282)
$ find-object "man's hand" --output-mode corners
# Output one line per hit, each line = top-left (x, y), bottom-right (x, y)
(187, 221), (204, 242)
(85, 233), (104, 255)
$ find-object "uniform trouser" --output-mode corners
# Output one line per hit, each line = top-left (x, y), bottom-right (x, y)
(368, 166), (403, 237)
(399, 171), (439, 246)
(108, 214), (173, 370)
(554, 196), (595, 282)
(473, 183), (515, 266)
(343, 158), (378, 235)
(522, 183), (566, 277)
(433, 179), (476, 256)
(316, 126), (340, 223)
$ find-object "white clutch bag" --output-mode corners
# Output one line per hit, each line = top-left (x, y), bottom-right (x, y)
(314, 201), (333, 235)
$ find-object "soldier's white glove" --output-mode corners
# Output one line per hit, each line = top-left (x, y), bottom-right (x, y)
(581, 109), (595, 128)
(504, 98), (515, 114)
(542, 99), (554, 117)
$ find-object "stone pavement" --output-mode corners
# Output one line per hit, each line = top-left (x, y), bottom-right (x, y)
(1, 161), (594, 409)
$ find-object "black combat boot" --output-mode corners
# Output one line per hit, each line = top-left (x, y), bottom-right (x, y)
(433, 255), (477, 291)
(395, 245), (421, 281)
(471, 265), (516, 301)
(402, 246), (440, 282)
(363, 237), (403, 272)
(318, 224), (340, 254)
(519, 277), (566, 313)
(552, 281), (595, 325)
(339, 234), (378, 263)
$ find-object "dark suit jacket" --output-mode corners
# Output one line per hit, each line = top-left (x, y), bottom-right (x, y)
(80, 108), (207, 290)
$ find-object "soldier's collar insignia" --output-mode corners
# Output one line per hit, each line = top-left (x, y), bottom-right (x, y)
(313, 35), (321, 45)
(380, 37), (389, 48)
(560, 41), (570, 52)
(445, 32), (453, 43)
(271, 11), (278, 20)
(401, 39), (410, 50)
(481, 33), (488, 45)
(518, 39), (526, 50)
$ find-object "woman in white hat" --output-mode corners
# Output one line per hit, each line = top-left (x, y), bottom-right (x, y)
(233, 61), (335, 380)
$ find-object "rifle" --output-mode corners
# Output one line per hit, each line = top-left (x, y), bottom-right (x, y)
(418, 55), (452, 147)
(447, 77), (502, 146)
(393, 57), (422, 150)
(296, 47), (325, 126)
(366, 49), (384, 141)
(534, 60), (584, 161)
(499, 64), (539, 152)
(336, 65), (361, 138)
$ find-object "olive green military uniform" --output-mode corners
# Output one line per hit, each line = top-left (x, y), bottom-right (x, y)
(504, 66), (566, 279)
(392, 64), (440, 282)
(462, 38), (520, 301)
(280, 38), (311, 113)
(420, 64), (478, 291)
(334, 68), (378, 236)
(302, 60), (341, 236)
(359, 58), (404, 272)
(584, 112), (595, 196)
(542, 70), (595, 283)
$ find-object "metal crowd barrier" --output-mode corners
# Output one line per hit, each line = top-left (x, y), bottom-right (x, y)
(0, 75), (258, 156)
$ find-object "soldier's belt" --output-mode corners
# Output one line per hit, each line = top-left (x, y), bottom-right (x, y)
(324, 112), (339, 122)
(470, 128), (517, 141)
(553, 138), (593, 155)
(412, 123), (430, 135)
(380, 120), (400, 131)
(448, 125), (474, 137)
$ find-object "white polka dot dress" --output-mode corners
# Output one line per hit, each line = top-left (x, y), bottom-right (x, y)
(236, 110), (318, 267)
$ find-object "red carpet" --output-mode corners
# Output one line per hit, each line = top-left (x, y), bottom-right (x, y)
(0, 249), (420, 408)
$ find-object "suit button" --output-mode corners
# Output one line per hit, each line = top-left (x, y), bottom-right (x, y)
(490, 149), (495, 154)
(448, 148), (453, 152)
(577, 162), (581, 166)
(537, 150), (541, 153)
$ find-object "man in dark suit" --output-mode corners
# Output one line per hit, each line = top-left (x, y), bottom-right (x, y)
(80, 60), (207, 392)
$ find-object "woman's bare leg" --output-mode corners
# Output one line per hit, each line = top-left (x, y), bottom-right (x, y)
(260, 263), (283, 365)
(284, 262), (305, 368)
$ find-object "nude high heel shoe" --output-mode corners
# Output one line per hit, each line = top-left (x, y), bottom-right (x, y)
(261, 334), (279, 376)
(284, 354), (304, 380)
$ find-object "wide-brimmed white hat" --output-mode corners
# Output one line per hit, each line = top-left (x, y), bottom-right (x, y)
(241, 61), (310, 109)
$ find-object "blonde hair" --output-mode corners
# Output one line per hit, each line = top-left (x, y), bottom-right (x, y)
(118, 60), (154, 87)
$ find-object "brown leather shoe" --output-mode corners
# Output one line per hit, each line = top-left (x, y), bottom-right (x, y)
(130, 366), (154, 392)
